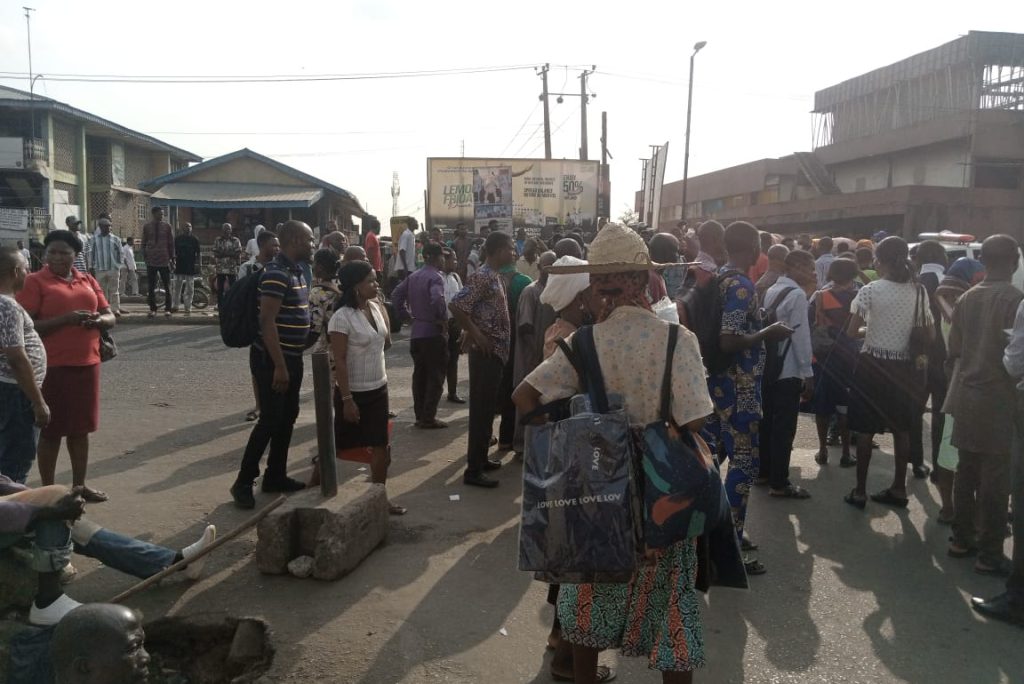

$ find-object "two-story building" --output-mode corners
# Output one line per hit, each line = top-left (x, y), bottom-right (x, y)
(0, 84), (200, 242)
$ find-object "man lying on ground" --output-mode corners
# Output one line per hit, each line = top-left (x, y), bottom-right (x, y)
(0, 473), (215, 626)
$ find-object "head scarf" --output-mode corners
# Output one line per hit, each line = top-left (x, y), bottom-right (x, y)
(590, 270), (651, 321)
(946, 257), (986, 286)
(541, 257), (590, 312)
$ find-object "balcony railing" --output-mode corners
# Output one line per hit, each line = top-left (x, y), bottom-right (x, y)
(23, 138), (47, 163)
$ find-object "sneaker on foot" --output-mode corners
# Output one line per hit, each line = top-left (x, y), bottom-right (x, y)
(182, 525), (217, 580)
(29, 593), (81, 626)
(230, 481), (255, 509)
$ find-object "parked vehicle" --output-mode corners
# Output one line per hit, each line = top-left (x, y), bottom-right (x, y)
(153, 275), (211, 310)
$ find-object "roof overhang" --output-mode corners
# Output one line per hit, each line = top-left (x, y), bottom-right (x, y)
(150, 181), (324, 209)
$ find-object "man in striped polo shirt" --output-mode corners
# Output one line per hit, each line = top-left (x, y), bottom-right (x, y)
(231, 220), (316, 509)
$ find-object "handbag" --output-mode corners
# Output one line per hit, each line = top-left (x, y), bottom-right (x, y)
(639, 325), (732, 547)
(99, 328), (117, 363)
(908, 284), (931, 372)
(811, 324), (834, 360)
(518, 326), (640, 584)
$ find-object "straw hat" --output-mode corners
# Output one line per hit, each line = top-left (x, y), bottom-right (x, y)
(547, 222), (675, 274)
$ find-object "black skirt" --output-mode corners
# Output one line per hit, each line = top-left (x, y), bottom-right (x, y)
(334, 385), (390, 448)
(847, 353), (925, 435)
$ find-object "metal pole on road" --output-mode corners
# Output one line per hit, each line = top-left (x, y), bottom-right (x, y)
(681, 41), (707, 223)
(312, 351), (338, 497)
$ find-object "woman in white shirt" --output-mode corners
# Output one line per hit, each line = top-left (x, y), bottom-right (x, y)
(844, 237), (932, 510)
(329, 260), (404, 514)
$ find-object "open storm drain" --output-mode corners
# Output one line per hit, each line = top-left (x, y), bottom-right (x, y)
(143, 615), (274, 684)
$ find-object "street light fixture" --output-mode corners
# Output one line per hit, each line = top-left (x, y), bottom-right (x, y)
(681, 40), (707, 226)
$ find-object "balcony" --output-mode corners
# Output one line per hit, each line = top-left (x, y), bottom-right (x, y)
(24, 137), (47, 163)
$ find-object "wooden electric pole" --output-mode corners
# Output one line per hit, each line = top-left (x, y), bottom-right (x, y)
(539, 64), (552, 159)
(579, 66), (595, 161)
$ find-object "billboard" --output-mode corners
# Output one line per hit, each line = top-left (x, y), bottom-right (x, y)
(428, 158), (599, 234)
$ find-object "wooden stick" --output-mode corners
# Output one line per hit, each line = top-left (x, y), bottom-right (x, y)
(109, 495), (287, 603)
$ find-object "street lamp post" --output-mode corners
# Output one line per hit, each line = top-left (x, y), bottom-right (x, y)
(681, 40), (706, 226)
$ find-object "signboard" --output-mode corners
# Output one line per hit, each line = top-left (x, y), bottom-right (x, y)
(650, 141), (669, 230)
(0, 207), (29, 243)
(428, 157), (599, 234)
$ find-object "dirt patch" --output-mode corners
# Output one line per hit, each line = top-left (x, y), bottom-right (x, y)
(144, 614), (274, 684)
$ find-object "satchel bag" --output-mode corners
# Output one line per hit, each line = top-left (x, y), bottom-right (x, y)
(99, 328), (117, 363)
(640, 325), (732, 547)
(518, 326), (640, 584)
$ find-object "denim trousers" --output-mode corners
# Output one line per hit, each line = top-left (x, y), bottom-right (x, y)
(0, 381), (39, 484)
(23, 519), (176, 577)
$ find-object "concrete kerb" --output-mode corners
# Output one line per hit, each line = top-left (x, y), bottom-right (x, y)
(255, 483), (389, 581)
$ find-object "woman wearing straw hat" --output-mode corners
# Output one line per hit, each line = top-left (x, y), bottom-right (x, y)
(514, 223), (714, 684)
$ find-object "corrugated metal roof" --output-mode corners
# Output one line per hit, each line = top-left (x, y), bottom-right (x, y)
(150, 182), (324, 208)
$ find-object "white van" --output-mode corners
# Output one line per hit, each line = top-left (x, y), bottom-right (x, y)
(913, 232), (1024, 291)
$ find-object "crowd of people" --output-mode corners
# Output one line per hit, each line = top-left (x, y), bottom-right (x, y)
(1, 211), (1023, 682)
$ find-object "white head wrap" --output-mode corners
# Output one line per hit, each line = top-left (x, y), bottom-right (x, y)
(541, 256), (590, 312)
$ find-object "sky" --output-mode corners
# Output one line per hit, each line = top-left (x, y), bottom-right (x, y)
(1, 0), (1020, 227)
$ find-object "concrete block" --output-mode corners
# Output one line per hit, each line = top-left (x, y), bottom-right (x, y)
(286, 556), (313, 578)
(255, 483), (388, 580)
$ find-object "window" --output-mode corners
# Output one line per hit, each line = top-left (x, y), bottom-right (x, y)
(111, 143), (126, 186)
(137, 200), (150, 222)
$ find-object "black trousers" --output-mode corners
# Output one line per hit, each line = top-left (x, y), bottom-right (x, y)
(410, 335), (447, 423)
(216, 274), (236, 304)
(761, 377), (803, 490)
(910, 371), (947, 470)
(446, 319), (462, 397)
(237, 349), (303, 484)
(1009, 394), (1024, 599)
(466, 351), (504, 476)
(146, 265), (171, 312)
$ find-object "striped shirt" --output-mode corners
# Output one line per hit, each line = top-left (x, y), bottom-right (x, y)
(257, 254), (310, 357)
(90, 233), (123, 272)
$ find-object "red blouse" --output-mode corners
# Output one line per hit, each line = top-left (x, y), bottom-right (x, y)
(16, 266), (108, 367)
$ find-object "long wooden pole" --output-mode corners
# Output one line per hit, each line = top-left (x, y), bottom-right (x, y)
(108, 495), (287, 604)
(312, 351), (339, 497)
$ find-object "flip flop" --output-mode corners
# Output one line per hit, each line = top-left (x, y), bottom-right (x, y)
(744, 559), (767, 575)
(769, 485), (811, 499)
(844, 489), (867, 510)
(870, 488), (909, 508)
(389, 505), (408, 516)
(552, 665), (616, 682)
(948, 545), (978, 559)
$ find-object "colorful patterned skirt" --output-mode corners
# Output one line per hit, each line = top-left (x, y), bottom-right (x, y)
(557, 539), (705, 672)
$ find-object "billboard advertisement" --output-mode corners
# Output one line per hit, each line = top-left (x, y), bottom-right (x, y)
(428, 158), (599, 234)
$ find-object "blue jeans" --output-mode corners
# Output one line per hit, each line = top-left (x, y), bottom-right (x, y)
(23, 519), (177, 578)
(0, 381), (38, 484)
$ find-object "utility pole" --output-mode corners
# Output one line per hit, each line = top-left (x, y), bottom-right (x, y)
(601, 111), (608, 165)
(681, 41), (707, 224)
(579, 66), (595, 161)
(538, 64), (551, 159)
(23, 7), (35, 137)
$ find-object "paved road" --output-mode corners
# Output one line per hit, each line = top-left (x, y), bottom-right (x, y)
(55, 324), (1021, 683)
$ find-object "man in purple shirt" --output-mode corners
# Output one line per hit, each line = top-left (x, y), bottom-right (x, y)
(391, 242), (449, 429)
(0, 474), (215, 626)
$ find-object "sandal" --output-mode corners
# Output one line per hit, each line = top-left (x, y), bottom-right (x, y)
(388, 504), (408, 516)
(839, 454), (857, 468)
(948, 544), (978, 559)
(552, 665), (616, 682)
(245, 410), (259, 422)
(870, 488), (908, 508)
(79, 486), (108, 503)
(844, 489), (867, 510)
(975, 558), (1013, 577)
(740, 536), (759, 552)
(814, 450), (829, 465)
(744, 558), (767, 576)
(769, 484), (811, 499)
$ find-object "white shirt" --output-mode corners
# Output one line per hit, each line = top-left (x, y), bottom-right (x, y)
(443, 272), (463, 319)
(815, 254), (836, 288)
(851, 279), (932, 360)
(466, 249), (480, 277)
(328, 302), (388, 392)
(764, 276), (814, 380)
(245, 238), (260, 260)
(122, 244), (136, 271)
(19, 248), (30, 263)
(397, 229), (416, 272)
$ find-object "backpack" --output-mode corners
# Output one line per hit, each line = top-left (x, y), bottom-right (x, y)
(219, 271), (262, 347)
(679, 269), (739, 374)
(761, 286), (798, 387)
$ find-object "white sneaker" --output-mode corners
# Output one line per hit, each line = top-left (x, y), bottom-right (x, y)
(29, 593), (81, 626)
(182, 525), (217, 580)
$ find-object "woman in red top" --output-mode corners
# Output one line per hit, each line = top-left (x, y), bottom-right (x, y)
(16, 230), (115, 502)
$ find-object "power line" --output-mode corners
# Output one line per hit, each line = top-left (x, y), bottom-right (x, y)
(499, 101), (541, 157)
(0, 64), (538, 84)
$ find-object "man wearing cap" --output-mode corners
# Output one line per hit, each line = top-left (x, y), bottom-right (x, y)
(65, 216), (89, 274)
(141, 207), (175, 318)
(91, 215), (124, 317)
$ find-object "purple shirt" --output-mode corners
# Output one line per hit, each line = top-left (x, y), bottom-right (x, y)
(391, 264), (447, 339)
(0, 475), (39, 535)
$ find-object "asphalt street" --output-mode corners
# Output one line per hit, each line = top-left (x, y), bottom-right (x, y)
(46, 323), (1023, 683)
